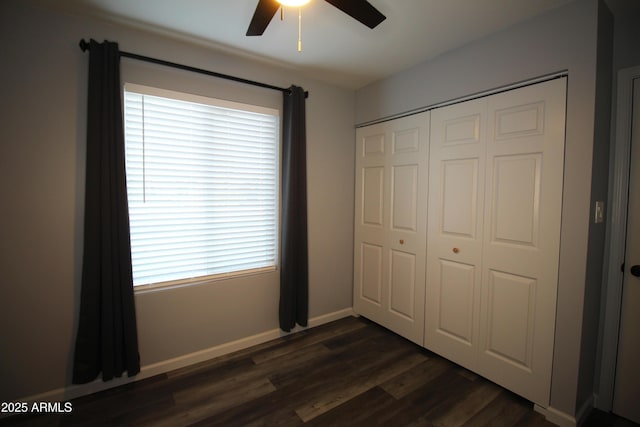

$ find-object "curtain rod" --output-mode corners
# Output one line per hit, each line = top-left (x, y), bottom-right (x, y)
(78, 39), (308, 98)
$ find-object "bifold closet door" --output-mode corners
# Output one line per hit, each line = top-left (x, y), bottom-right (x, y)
(425, 97), (487, 370)
(425, 78), (566, 406)
(477, 79), (566, 406)
(353, 112), (429, 345)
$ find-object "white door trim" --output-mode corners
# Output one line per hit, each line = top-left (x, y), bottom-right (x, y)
(596, 65), (640, 410)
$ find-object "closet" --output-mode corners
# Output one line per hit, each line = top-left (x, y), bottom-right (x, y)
(353, 78), (567, 407)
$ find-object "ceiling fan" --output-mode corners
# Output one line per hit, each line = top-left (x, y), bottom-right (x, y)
(246, 0), (386, 36)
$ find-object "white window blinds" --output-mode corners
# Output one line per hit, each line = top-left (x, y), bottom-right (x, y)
(123, 84), (279, 287)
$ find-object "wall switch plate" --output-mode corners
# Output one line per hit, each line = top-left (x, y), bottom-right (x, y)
(595, 201), (605, 224)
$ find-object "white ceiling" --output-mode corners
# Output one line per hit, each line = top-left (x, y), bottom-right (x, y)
(48, 0), (578, 89)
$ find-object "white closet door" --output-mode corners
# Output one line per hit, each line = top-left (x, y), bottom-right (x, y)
(425, 78), (566, 407)
(425, 98), (487, 369)
(477, 78), (566, 406)
(353, 112), (429, 344)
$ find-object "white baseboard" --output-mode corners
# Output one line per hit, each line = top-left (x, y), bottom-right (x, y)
(536, 405), (577, 427)
(306, 308), (355, 328)
(10, 308), (355, 408)
(535, 396), (594, 427)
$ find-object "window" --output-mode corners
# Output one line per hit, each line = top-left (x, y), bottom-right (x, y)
(123, 84), (279, 288)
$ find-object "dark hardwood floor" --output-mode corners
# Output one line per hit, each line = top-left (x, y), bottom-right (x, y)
(2, 316), (637, 426)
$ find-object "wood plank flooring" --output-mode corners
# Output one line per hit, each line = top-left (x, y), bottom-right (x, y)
(2, 316), (636, 426)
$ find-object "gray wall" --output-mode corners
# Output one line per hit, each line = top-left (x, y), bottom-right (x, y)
(578, 0), (613, 410)
(593, 0), (640, 405)
(355, 0), (602, 417)
(0, 0), (355, 401)
(611, 0), (640, 71)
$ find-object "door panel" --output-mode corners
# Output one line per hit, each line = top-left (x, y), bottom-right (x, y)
(354, 112), (429, 345)
(393, 127), (420, 153)
(426, 98), (486, 370)
(441, 159), (479, 238)
(355, 128), (387, 323)
(438, 260), (475, 344)
(491, 154), (541, 246)
(360, 243), (382, 304)
(494, 101), (545, 140)
(362, 166), (384, 226)
(363, 133), (384, 156)
(478, 78), (566, 406)
(428, 257), (478, 369)
(389, 250), (416, 319)
(391, 164), (418, 231)
(485, 270), (536, 369)
(443, 113), (481, 146)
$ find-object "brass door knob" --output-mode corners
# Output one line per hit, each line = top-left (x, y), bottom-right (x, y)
(399, 239), (405, 245)
(452, 247), (460, 254)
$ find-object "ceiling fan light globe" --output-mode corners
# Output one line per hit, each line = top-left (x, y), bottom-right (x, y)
(277, 0), (311, 7)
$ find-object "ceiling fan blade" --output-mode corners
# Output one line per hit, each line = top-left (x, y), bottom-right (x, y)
(324, 0), (386, 29)
(246, 0), (280, 36)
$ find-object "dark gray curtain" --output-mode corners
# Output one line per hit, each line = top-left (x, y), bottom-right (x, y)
(73, 39), (140, 383)
(279, 85), (308, 332)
